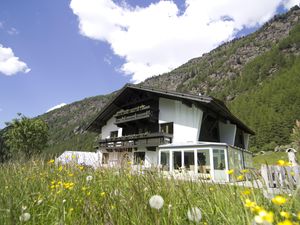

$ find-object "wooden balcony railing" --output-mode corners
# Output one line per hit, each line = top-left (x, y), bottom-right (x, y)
(99, 132), (172, 149)
(114, 105), (157, 125)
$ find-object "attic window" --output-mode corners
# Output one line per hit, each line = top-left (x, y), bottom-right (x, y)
(110, 131), (118, 138)
(199, 114), (220, 142)
(160, 122), (173, 135)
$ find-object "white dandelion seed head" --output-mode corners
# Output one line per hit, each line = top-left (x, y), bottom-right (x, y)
(37, 199), (43, 205)
(149, 195), (164, 210)
(86, 175), (93, 182)
(262, 189), (275, 200)
(187, 207), (202, 223)
(21, 205), (27, 211)
(19, 212), (31, 222)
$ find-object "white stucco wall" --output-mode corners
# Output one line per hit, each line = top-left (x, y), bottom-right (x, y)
(159, 98), (203, 143)
(145, 151), (158, 167)
(219, 122), (236, 145)
(101, 116), (122, 138)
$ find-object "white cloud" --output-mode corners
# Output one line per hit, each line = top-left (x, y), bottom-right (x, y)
(70, 0), (300, 83)
(0, 44), (31, 76)
(46, 103), (67, 113)
(7, 27), (19, 35)
(283, 0), (300, 8)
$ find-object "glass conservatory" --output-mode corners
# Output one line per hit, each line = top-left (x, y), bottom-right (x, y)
(158, 142), (253, 182)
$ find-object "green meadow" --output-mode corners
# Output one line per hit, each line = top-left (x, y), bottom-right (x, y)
(0, 159), (299, 225)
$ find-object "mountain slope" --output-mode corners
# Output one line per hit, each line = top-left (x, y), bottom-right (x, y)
(28, 6), (300, 154)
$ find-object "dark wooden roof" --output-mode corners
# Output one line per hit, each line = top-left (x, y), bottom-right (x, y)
(86, 84), (255, 135)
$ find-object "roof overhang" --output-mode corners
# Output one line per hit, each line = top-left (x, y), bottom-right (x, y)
(86, 84), (255, 135)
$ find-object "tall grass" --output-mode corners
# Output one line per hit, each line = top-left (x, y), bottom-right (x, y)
(0, 159), (299, 225)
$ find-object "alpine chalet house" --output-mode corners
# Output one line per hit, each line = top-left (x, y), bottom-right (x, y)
(87, 84), (254, 182)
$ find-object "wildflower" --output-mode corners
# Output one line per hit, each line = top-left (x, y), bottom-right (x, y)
(68, 173), (74, 177)
(63, 199), (66, 203)
(262, 189), (275, 200)
(37, 199), (43, 205)
(48, 159), (55, 164)
(86, 175), (93, 182)
(19, 212), (31, 222)
(58, 166), (63, 172)
(187, 207), (202, 223)
(297, 212), (300, 220)
(277, 220), (293, 225)
(272, 195), (287, 206)
(241, 169), (249, 173)
(280, 212), (290, 219)
(86, 191), (91, 196)
(149, 195), (164, 210)
(111, 205), (116, 210)
(79, 166), (84, 171)
(82, 186), (87, 191)
(242, 189), (251, 195)
(244, 199), (256, 208)
(69, 208), (74, 212)
(277, 160), (286, 166)
(237, 175), (244, 181)
(254, 210), (274, 224)
(21, 205), (27, 211)
(100, 192), (106, 197)
(277, 160), (291, 166)
(227, 169), (234, 175)
(209, 187), (214, 191)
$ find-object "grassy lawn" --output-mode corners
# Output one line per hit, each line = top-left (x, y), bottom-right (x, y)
(253, 151), (300, 168)
(0, 159), (299, 225)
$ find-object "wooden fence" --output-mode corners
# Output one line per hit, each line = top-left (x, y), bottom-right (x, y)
(261, 165), (300, 189)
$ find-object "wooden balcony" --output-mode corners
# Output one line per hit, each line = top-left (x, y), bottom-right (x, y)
(99, 132), (173, 150)
(114, 105), (157, 125)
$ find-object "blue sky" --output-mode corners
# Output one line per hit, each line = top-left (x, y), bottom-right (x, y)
(0, 0), (298, 128)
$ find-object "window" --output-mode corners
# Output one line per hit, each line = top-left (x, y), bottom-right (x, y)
(102, 153), (109, 164)
(199, 114), (220, 142)
(160, 122), (173, 134)
(110, 131), (118, 138)
(213, 149), (225, 170)
(134, 152), (145, 165)
(160, 151), (170, 171)
(234, 128), (245, 149)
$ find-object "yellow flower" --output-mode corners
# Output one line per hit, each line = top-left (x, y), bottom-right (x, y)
(68, 173), (74, 177)
(209, 187), (214, 191)
(242, 189), (251, 195)
(111, 205), (116, 210)
(69, 208), (74, 212)
(79, 166), (84, 171)
(86, 192), (91, 196)
(290, 171), (295, 176)
(58, 166), (63, 172)
(241, 169), (249, 173)
(48, 159), (55, 164)
(277, 160), (286, 166)
(272, 195), (287, 206)
(82, 187), (87, 191)
(297, 212), (300, 220)
(237, 175), (244, 181)
(254, 210), (274, 224)
(277, 220), (293, 225)
(244, 199), (256, 208)
(100, 192), (106, 197)
(280, 211), (290, 219)
(227, 169), (234, 175)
